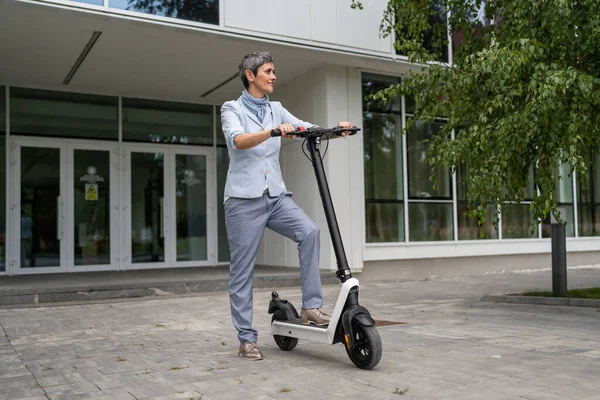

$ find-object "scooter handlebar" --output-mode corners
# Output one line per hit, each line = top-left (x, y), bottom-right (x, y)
(270, 126), (360, 138)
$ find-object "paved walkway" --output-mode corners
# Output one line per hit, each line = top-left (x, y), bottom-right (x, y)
(1, 267), (599, 400)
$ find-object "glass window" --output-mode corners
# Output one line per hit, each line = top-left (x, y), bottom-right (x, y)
(10, 88), (118, 140)
(362, 73), (405, 243)
(175, 154), (208, 262)
(21, 147), (61, 268)
(364, 113), (403, 201)
(577, 150), (600, 236)
(541, 205), (575, 238)
(217, 146), (230, 262)
(216, 106), (230, 261)
(0, 86), (5, 272)
(110, 0), (219, 25)
(361, 73), (401, 113)
(409, 203), (453, 241)
(407, 120), (450, 199)
(74, 0), (103, 5)
(541, 165), (575, 238)
(122, 98), (213, 145)
(502, 204), (537, 239)
(74, 150), (111, 265)
(396, 1), (449, 63)
(456, 163), (498, 239)
(130, 152), (165, 263)
(366, 203), (404, 242)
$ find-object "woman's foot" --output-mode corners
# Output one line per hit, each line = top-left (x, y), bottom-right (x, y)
(301, 308), (330, 326)
(239, 342), (264, 360)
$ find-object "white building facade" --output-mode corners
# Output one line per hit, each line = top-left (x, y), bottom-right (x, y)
(1, 0), (599, 278)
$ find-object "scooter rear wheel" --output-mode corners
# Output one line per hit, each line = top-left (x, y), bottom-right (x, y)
(345, 321), (382, 370)
(271, 310), (298, 351)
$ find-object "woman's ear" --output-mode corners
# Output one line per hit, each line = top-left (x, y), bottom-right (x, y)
(245, 70), (255, 84)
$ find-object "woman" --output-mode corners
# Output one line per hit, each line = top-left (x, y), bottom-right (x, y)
(221, 51), (353, 361)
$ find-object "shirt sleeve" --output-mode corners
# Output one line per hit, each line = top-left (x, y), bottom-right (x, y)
(220, 101), (245, 150)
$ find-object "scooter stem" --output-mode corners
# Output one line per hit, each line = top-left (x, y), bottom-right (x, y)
(306, 136), (352, 283)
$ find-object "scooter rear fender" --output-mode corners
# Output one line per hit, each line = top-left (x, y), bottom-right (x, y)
(268, 291), (299, 321)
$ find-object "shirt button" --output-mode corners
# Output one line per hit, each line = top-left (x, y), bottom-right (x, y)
(262, 143), (266, 147)
(266, 170), (269, 174)
(261, 156), (265, 160)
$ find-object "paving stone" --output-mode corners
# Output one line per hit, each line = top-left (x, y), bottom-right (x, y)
(0, 269), (599, 400)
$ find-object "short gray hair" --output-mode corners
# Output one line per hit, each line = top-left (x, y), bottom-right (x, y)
(238, 52), (274, 89)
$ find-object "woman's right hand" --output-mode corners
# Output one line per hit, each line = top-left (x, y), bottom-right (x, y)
(276, 123), (296, 139)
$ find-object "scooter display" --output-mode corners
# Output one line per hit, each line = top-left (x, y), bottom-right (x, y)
(267, 125), (382, 370)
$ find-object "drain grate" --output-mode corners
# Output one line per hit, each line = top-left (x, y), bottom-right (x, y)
(374, 320), (407, 327)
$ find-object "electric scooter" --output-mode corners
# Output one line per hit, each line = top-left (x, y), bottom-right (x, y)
(267, 125), (382, 370)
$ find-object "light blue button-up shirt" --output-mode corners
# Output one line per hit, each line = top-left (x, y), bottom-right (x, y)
(221, 95), (314, 203)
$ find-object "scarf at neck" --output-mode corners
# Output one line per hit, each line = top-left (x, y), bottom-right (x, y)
(241, 90), (269, 123)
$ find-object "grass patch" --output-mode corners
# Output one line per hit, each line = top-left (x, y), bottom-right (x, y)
(520, 287), (600, 299)
(393, 387), (409, 395)
(116, 356), (127, 362)
(280, 388), (293, 393)
(169, 366), (188, 371)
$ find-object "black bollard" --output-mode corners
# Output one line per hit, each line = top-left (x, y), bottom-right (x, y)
(551, 222), (567, 297)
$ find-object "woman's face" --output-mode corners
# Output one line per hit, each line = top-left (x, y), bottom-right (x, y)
(247, 62), (276, 96)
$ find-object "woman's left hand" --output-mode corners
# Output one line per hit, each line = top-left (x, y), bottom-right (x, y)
(337, 121), (354, 136)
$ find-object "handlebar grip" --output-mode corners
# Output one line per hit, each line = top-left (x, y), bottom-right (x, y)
(270, 129), (282, 137)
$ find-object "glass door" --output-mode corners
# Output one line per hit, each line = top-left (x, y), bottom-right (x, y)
(10, 138), (119, 274)
(123, 145), (168, 269)
(11, 138), (67, 274)
(123, 145), (215, 270)
(67, 142), (119, 271)
(170, 148), (215, 266)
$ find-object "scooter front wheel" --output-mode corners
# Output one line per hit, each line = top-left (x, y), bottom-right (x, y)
(345, 321), (382, 370)
(271, 310), (298, 351)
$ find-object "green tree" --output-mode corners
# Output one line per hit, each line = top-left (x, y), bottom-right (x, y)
(353, 0), (600, 232)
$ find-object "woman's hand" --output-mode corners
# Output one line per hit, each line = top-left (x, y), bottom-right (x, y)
(276, 123), (296, 139)
(337, 121), (353, 136)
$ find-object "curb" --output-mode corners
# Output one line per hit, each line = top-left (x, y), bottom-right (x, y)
(482, 294), (600, 308)
(0, 274), (339, 307)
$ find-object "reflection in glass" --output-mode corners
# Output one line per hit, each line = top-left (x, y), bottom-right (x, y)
(110, 0), (219, 25)
(131, 152), (164, 263)
(364, 112), (403, 201)
(366, 202), (404, 242)
(541, 205), (574, 238)
(175, 154), (207, 261)
(73, 0), (103, 5)
(0, 86), (5, 272)
(216, 106), (226, 146)
(217, 146), (230, 262)
(554, 163), (573, 203)
(362, 74), (406, 244)
(74, 150), (110, 265)
(456, 164), (498, 239)
(396, 0), (449, 62)
(502, 204), (537, 239)
(10, 87), (118, 140)
(361, 73), (401, 112)
(21, 147), (60, 267)
(407, 120), (450, 199)
(122, 98), (213, 145)
(408, 203), (453, 241)
(577, 150), (600, 236)
(578, 205), (600, 237)
(457, 203), (498, 240)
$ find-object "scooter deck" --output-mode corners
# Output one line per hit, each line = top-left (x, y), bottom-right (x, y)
(275, 318), (329, 329)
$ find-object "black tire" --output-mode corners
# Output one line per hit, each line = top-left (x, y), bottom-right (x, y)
(345, 322), (382, 370)
(271, 310), (298, 351)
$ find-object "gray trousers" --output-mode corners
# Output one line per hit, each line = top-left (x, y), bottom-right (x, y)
(224, 193), (323, 344)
